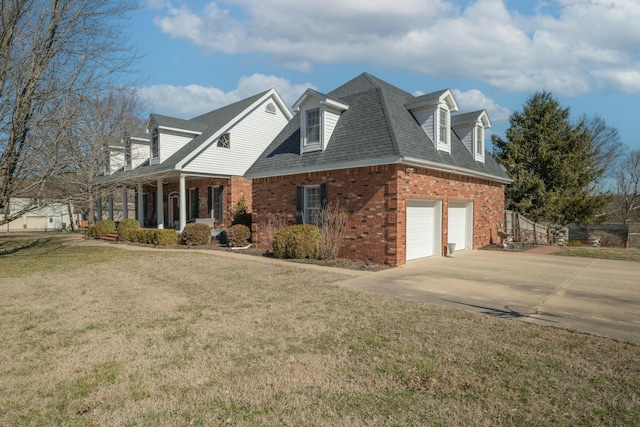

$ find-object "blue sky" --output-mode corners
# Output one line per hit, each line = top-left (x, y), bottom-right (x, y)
(128, 0), (640, 152)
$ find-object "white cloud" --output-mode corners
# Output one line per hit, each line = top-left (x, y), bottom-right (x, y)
(151, 0), (640, 95)
(137, 74), (315, 118)
(452, 89), (511, 123)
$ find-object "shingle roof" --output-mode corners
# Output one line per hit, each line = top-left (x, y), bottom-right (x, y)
(245, 73), (510, 182)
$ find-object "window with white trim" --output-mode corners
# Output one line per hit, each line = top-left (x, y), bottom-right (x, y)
(306, 109), (320, 146)
(125, 139), (132, 169)
(438, 107), (449, 145)
(475, 125), (484, 155)
(151, 128), (159, 159)
(304, 186), (321, 225)
(208, 185), (223, 222)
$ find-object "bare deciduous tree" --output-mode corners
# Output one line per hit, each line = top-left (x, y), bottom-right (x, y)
(580, 114), (626, 190)
(0, 0), (137, 226)
(51, 87), (146, 229)
(612, 150), (640, 224)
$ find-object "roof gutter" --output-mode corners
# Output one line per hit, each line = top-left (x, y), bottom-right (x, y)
(401, 156), (513, 184)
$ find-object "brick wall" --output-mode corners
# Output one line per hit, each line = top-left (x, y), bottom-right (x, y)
(252, 164), (505, 266)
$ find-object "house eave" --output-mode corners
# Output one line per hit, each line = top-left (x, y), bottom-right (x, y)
(245, 156), (403, 179)
(401, 156), (513, 184)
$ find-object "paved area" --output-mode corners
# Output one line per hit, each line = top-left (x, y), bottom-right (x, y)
(338, 250), (640, 345)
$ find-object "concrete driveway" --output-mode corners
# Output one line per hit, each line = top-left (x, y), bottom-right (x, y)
(338, 250), (640, 345)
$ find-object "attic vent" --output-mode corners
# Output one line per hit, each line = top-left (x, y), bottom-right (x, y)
(265, 103), (276, 114)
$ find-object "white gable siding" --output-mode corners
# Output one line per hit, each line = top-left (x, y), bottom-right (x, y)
(455, 124), (474, 154)
(131, 142), (149, 169)
(159, 131), (195, 163)
(323, 108), (340, 149)
(109, 150), (124, 174)
(183, 99), (289, 176)
(411, 108), (437, 145)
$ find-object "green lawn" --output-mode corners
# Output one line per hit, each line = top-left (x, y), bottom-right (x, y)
(1, 234), (639, 426)
(555, 246), (640, 262)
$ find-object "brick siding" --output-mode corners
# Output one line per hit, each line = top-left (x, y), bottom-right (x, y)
(252, 164), (505, 266)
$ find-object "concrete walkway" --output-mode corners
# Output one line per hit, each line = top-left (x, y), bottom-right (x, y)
(338, 249), (640, 345)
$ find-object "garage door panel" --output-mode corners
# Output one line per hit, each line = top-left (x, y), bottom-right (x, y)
(406, 200), (435, 261)
(448, 206), (467, 250)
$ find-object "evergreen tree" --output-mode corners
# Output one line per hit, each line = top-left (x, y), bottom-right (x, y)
(493, 91), (609, 226)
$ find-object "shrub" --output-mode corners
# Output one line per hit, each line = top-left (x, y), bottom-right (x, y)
(116, 219), (140, 241)
(86, 226), (97, 238)
(567, 239), (583, 247)
(272, 224), (322, 259)
(128, 229), (178, 245)
(260, 217), (287, 253)
(232, 196), (252, 229)
(155, 229), (179, 245)
(227, 224), (251, 247)
(180, 223), (211, 246)
(95, 219), (116, 237)
(318, 202), (349, 260)
(589, 230), (624, 247)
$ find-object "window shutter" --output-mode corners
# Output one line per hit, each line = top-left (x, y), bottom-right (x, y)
(320, 183), (328, 208)
(207, 187), (212, 214)
(296, 186), (303, 224)
(194, 187), (199, 218)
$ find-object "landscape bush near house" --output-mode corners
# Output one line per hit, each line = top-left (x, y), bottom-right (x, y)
(231, 196), (252, 229)
(272, 224), (322, 259)
(180, 223), (211, 246)
(86, 226), (98, 238)
(589, 230), (624, 247)
(95, 219), (116, 237)
(128, 228), (179, 245)
(318, 202), (349, 260)
(227, 224), (251, 247)
(116, 219), (140, 241)
(260, 217), (288, 253)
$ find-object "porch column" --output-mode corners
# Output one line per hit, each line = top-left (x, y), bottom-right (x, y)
(122, 188), (128, 219)
(137, 184), (144, 225)
(108, 195), (114, 220)
(156, 179), (164, 229)
(179, 174), (186, 232)
(97, 198), (103, 222)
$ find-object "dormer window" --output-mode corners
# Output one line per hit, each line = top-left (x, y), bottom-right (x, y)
(405, 89), (457, 154)
(125, 139), (132, 170)
(306, 109), (320, 147)
(293, 89), (349, 154)
(439, 107), (450, 146)
(151, 128), (159, 160)
(475, 125), (484, 155)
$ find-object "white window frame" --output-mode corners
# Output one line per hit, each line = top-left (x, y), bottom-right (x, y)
(438, 107), (450, 147)
(475, 125), (484, 155)
(304, 185), (321, 225)
(303, 109), (321, 152)
(209, 185), (223, 222)
(150, 128), (159, 164)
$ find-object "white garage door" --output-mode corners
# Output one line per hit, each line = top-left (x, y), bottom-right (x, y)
(448, 202), (471, 251)
(406, 200), (436, 261)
